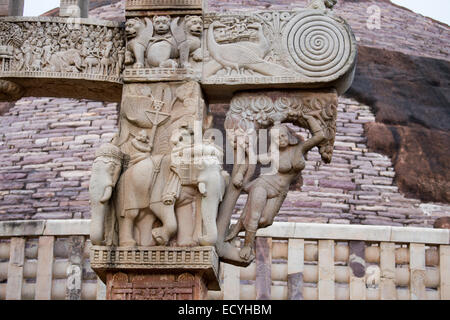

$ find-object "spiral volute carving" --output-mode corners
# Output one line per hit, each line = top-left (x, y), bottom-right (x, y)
(283, 11), (355, 78)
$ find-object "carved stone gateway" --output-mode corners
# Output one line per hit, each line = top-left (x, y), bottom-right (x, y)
(0, 0), (357, 300)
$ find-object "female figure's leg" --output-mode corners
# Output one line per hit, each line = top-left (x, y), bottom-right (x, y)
(240, 186), (268, 260)
(259, 193), (287, 228)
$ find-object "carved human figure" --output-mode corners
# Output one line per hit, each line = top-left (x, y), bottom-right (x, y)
(89, 143), (124, 245)
(13, 47), (24, 71)
(22, 40), (32, 71)
(42, 39), (53, 69)
(31, 40), (43, 71)
(226, 117), (326, 260)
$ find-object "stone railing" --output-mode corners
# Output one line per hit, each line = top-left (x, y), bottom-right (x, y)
(0, 219), (449, 300)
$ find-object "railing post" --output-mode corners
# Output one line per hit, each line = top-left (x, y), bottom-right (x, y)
(255, 237), (272, 300)
(287, 239), (304, 300)
(318, 240), (335, 300)
(0, 0), (24, 16)
(5, 237), (25, 300)
(35, 236), (55, 300)
(78, 0), (89, 18)
(440, 245), (450, 299)
(59, 0), (89, 18)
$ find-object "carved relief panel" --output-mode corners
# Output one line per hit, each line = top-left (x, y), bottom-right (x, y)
(90, 81), (228, 251)
(123, 14), (204, 82)
(202, 9), (357, 95)
(107, 272), (207, 300)
(0, 17), (124, 82)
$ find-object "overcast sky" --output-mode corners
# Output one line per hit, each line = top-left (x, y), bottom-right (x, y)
(23, 0), (450, 25)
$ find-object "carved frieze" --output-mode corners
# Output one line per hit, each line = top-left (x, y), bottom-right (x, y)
(126, 0), (203, 11)
(0, 17), (125, 83)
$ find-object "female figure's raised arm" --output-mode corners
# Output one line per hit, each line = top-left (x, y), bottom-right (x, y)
(301, 114), (326, 154)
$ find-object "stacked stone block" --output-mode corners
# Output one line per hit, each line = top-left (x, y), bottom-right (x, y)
(0, 98), (118, 220)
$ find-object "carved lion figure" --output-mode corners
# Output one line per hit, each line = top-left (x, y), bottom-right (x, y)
(124, 18), (153, 69)
(178, 15), (203, 68)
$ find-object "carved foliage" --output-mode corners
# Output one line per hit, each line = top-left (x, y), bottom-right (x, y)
(225, 91), (338, 163)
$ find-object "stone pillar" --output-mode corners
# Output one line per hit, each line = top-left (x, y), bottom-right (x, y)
(60, 0), (89, 18)
(0, 0), (24, 16)
(0, 0), (8, 16)
(78, 0), (89, 18)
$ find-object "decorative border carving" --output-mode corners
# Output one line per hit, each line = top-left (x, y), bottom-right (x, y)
(90, 246), (220, 290)
(126, 0), (203, 10)
(90, 246), (218, 271)
(123, 67), (200, 82)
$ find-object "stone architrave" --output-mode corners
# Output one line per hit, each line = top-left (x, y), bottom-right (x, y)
(0, 17), (125, 102)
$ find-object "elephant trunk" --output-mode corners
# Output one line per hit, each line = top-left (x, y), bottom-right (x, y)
(198, 196), (218, 246)
(90, 203), (108, 245)
(197, 171), (226, 246)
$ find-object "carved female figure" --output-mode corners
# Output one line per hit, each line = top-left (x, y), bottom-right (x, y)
(226, 115), (326, 260)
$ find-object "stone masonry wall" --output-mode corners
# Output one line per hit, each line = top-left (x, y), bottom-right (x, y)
(0, 98), (118, 220)
(0, 1), (448, 225)
(1, 96), (448, 225)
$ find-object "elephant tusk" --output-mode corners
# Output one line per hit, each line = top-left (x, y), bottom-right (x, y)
(198, 182), (207, 195)
(100, 186), (113, 203)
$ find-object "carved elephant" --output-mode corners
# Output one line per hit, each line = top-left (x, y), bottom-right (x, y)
(195, 146), (229, 246)
(89, 143), (124, 245)
(114, 144), (227, 248)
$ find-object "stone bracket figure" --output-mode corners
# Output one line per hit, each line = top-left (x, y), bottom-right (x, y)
(215, 90), (338, 266)
(226, 118), (326, 261)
